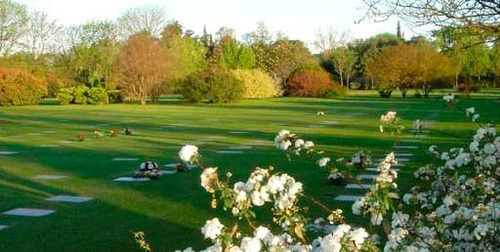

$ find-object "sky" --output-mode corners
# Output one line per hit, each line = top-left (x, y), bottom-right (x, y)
(17, 0), (430, 49)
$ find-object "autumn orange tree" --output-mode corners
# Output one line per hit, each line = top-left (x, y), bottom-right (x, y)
(115, 34), (176, 104)
(370, 43), (452, 97)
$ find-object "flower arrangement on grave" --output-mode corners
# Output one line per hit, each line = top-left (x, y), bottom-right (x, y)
(350, 151), (371, 169)
(413, 119), (423, 134)
(177, 145), (200, 172)
(109, 128), (122, 137)
(77, 133), (86, 141)
(94, 130), (104, 139)
(133, 161), (162, 180)
(317, 111), (325, 116)
(124, 126), (133, 135)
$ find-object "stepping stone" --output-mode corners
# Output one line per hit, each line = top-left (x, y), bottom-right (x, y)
(42, 131), (58, 134)
(401, 139), (421, 143)
(34, 175), (67, 180)
(366, 168), (400, 172)
(228, 146), (253, 150)
(334, 195), (362, 202)
(308, 125), (326, 128)
(229, 131), (249, 134)
(320, 121), (339, 125)
(345, 184), (374, 189)
(395, 145), (418, 149)
(249, 140), (273, 146)
(390, 153), (413, 157)
(58, 140), (73, 144)
(40, 144), (59, 148)
(3, 208), (55, 217)
(114, 177), (150, 182)
(112, 158), (140, 161)
(165, 163), (179, 168)
(160, 170), (177, 175)
(378, 158), (410, 162)
(0, 151), (18, 155)
(357, 174), (378, 180)
(409, 130), (430, 133)
(207, 136), (227, 139)
(217, 151), (244, 154)
(0, 225), (8, 230)
(46, 195), (93, 203)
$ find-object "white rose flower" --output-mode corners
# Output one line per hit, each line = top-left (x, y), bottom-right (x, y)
(294, 139), (305, 148)
(469, 141), (480, 152)
(200, 168), (218, 193)
(352, 197), (365, 215)
(484, 143), (496, 155)
(317, 157), (330, 168)
(350, 228), (369, 249)
(201, 218), (224, 240)
(279, 140), (292, 151)
(251, 190), (265, 206)
(371, 213), (383, 225)
(202, 244), (222, 252)
(240, 237), (262, 252)
(304, 141), (314, 149)
(472, 114), (480, 122)
(179, 145), (198, 163)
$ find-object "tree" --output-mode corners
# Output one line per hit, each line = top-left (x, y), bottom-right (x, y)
(374, 43), (453, 97)
(360, 0), (500, 44)
(219, 40), (256, 70)
(331, 47), (356, 87)
(363, 46), (380, 89)
(462, 44), (491, 81)
(115, 34), (174, 105)
(271, 39), (318, 87)
(492, 42), (500, 86)
(244, 22), (275, 73)
(21, 10), (62, 59)
(118, 6), (167, 38)
(63, 21), (120, 89)
(0, 0), (28, 55)
(161, 22), (207, 81)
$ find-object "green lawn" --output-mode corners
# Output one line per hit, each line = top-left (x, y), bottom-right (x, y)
(0, 95), (498, 251)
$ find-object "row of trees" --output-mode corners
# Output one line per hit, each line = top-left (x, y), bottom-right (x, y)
(314, 27), (500, 97)
(0, 0), (498, 105)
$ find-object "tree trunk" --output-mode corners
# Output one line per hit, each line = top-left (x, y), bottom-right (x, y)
(339, 72), (343, 87)
(371, 77), (374, 90)
(455, 73), (459, 90)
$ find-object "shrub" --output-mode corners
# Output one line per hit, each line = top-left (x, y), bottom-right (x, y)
(107, 90), (124, 104)
(287, 70), (335, 97)
(325, 84), (347, 98)
(72, 85), (89, 104)
(378, 89), (393, 98)
(179, 72), (209, 103)
(0, 68), (46, 106)
(232, 69), (280, 99)
(57, 88), (73, 105)
(206, 69), (244, 103)
(180, 68), (244, 103)
(87, 87), (108, 105)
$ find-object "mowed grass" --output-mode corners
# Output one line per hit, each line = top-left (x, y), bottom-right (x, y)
(0, 95), (498, 252)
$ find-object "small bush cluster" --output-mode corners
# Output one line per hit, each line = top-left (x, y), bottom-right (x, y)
(232, 69), (280, 99)
(0, 68), (46, 106)
(179, 68), (244, 103)
(57, 86), (108, 105)
(287, 70), (337, 97)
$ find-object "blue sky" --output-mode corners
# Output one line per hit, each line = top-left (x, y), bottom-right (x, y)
(17, 0), (429, 47)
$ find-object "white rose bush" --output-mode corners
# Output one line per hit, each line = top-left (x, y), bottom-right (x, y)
(136, 94), (498, 251)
